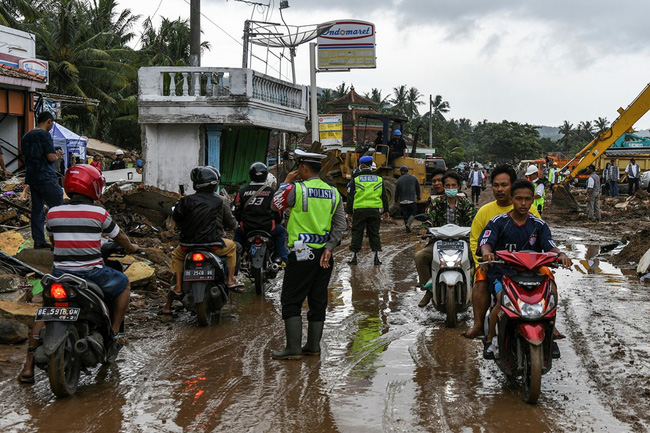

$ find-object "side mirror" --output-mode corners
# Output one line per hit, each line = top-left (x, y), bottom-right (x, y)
(414, 214), (428, 222)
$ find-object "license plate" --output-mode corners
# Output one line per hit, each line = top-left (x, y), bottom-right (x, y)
(183, 269), (215, 281)
(439, 241), (464, 250)
(35, 307), (80, 322)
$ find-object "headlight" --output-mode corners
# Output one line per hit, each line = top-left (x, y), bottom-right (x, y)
(502, 293), (517, 313)
(520, 301), (544, 319)
(440, 250), (462, 267)
(547, 294), (555, 311)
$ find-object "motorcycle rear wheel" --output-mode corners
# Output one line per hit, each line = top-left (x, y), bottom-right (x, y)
(48, 325), (81, 398)
(253, 267), (264, 295)
(523, 343), (542, 404)
(196, 301), (211, 327)
(445, 285), (457, 328)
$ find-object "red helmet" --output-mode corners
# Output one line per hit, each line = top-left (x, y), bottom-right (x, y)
(64, 165), (105, 200)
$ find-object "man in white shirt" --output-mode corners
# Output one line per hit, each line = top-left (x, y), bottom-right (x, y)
(468, 164), (484, 206)
(625, 158), (640, 195)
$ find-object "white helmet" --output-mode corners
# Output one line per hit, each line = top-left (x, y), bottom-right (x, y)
(265, 172), (277, 188)
(115, 149), (124, 156)
(525, 165), (539, 176)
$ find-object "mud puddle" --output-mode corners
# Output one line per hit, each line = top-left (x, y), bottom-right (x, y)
(0, 225), (648, 432)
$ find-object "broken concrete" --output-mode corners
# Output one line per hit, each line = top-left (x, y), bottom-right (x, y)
(0, 301), (39, 328)
(15, 249), (53, 274)
(0, 319), (29, 344)
(125, 262), (156, 287)
(0, 231), (24, 256)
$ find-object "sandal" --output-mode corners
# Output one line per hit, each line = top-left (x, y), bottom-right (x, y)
(166, 290), (185, 302)
(157, 310), (178, 318)
(18, 373), (35, 384)
(227, 283), (245, 293)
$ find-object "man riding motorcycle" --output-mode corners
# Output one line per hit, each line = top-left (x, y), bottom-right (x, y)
(233, 162), (288, 264)
(478, 179), (571, 358)
(19, 165), (139, 383)
(160, 166), (242, 316)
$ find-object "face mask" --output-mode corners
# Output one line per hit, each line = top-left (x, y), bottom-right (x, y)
(445, 188), (458, 198)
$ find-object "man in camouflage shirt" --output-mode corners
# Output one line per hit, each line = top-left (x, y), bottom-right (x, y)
(415, 171), (476, 307)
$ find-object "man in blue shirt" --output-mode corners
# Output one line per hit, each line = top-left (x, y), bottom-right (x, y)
(478, 179), (570, 358)
(20, 112), (64, 248)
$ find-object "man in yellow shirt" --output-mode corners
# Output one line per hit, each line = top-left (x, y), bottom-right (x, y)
(462, 164), (541, 339)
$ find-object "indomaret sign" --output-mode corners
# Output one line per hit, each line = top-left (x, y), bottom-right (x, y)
(317, 20), (376, 70)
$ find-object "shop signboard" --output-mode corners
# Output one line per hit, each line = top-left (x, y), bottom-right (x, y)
(318, 114), (343, 145)
(317, 20), (376, 70)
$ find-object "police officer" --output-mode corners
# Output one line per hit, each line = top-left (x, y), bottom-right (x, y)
(347, 155), (389, 266)
(271, 149), (346, 360)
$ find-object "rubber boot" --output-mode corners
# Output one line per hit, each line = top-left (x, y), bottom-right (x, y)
(373, 252), (382, 266)
(301, 321), (324, 356)
(272, 316), (304, 360)
(348, 253), (358, 265)
(418, 291), (432, 308)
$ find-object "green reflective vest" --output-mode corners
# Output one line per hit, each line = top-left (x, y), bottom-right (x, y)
(352, 173), (383, 210)
(533, 180), (545, 211)
(287, 178), (340, 249)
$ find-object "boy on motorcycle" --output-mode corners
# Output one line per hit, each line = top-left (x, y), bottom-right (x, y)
(19, 165), (139, 383)
(416, 171), (476, 307)
(233, 162), (288, 263)
(160, 166), (242, 316)
(478, 180), (571, 358)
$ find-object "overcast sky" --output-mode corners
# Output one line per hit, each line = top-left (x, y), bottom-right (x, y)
(126, 0), (650, 129)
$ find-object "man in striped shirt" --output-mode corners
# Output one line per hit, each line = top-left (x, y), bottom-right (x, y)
(20, 165), (138, 384)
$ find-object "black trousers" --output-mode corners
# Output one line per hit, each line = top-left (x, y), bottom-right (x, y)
(400, 203), (418, 225)
(350, 208), (381, 253)
(281, 248), (333, 321)
(471, 186), (481, 203)
(629, 178), (640, 194)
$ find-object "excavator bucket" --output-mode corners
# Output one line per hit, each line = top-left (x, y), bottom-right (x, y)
(551, 184), (583, 212)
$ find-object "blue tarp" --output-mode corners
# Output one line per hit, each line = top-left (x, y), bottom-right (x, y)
(49, 122), (87, 168)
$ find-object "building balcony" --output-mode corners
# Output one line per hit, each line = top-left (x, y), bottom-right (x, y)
(138, 67), (307, 133)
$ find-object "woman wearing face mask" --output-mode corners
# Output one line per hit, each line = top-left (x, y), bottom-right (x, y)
(415, 171), (477, 307)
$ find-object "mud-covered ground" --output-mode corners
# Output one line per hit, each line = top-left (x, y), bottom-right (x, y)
(1, 188), (649, 432)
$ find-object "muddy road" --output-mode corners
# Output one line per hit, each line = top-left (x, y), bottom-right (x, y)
(1, 223), (649, 432)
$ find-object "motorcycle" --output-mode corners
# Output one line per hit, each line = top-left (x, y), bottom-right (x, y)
(419, 220), (473, 327)
(241, 230), (280, 295)
(33, 242), (126, 398)
(179, 243), (230, 326)
(482, 250), (560, 404)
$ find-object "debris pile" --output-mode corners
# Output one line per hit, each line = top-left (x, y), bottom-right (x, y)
(602, 190), (650, 220)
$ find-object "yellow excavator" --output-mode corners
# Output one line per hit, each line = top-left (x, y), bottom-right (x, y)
(553, 82), (650, 210)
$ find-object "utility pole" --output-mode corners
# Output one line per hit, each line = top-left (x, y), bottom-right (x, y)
(428, 94), (433, 149)
(189, 0), (201, 66)
(242, 20), (250, 68)
(309, 42), (318, 143)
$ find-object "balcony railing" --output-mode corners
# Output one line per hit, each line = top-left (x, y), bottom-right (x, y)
(139, 67), (305, 111)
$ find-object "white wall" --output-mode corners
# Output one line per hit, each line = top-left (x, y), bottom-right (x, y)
(0, 116), (19, 171)
(142, 123), (202, 193)
(0, 26), (36, 59)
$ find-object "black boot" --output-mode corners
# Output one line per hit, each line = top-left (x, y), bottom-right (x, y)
(272, 316), (303, 360)
(301, 321), (324, 356)
(348, 253), (358, 265)
(373, 252), (381, 266)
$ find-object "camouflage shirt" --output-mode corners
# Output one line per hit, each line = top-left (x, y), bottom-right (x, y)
(425, 195), (476, 227)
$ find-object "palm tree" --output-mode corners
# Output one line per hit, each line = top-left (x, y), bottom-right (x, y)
(0, 0), (41, 28)
(140, 16), (210, 66)
(364, 88), (389, 111)
(578, 120), (595, 141)
(390, 85), (408, 117)
(594, 116), (610, 134)
(317, 88), (335, 113)
(558, 121), (574, 151)
(333, 81), (349, 98)
(405, 86), (424, 120)
(430, 94), (450, 121)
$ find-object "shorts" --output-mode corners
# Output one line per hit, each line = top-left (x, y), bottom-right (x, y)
(53, 266), (129, 297)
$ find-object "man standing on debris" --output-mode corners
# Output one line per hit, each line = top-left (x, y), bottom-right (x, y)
(110, 149), (126, 170)
(586, 164), (601, 222)
(270, 149), (346, 360)
(607, 159), (620, 197)
(626, 158), (641, 195)
(395, 165), (421, 232)
(19, 111), (64, 249)
(347, 155), (389, 266)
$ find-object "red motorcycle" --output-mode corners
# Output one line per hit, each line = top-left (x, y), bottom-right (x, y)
(485, 250), (560, 404)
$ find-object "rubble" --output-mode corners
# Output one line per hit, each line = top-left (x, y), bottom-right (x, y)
(0, 319), (28, 344)
(0, 301), (39, 328)
(0, 231), (25, 256)
(637, 247), (650, 275)
(125, 262), (156, 287)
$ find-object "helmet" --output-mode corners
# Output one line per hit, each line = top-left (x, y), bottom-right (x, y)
(249, 162), (268, 183)
(115, 149), (124, 156)
(190, 166), (220, 190)
(64, 165), (105, 200)
(265, 172), (277, 188)
(393, 129), (402, 136)
(525, 165), (539, 176)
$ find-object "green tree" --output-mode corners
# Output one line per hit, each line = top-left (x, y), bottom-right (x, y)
(363, 88), (389, 112)
(390, 84), (408, 117)
(594, 116), (610, 134)
(333, 81), (349, 98)
(430, 94), (450, 121)
(558, 121), (574, 152)
(140, 16), (210, 66)
(405, 87), (424, 121)
(472, 121), (543, 164)
(0, 0), (40, 27)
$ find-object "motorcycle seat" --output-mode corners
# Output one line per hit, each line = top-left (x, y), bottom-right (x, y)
(85, 281), (105, 299)
(510, 272), (546, 289)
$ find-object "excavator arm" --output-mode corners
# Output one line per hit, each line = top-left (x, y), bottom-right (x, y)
(554, 83), (650, 210)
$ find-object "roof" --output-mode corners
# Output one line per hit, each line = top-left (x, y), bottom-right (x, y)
(328, 87), (378, 107)
(0, 63), (46, 85)
(84, 137), (124, 156)
(50, 122), (86, 142)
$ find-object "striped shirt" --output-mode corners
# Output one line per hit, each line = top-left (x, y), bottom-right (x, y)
(46, 201), (120, 271)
